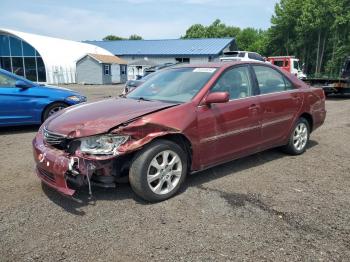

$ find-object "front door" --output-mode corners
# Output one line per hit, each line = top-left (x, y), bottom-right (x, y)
(0, 72), (37, 125)
(111, 64), (120, 83)
(196, 65), (262, 168)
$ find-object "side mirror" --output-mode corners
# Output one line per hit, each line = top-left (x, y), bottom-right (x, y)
(205, 92), (229, 105)
(15, 80), (32, 89)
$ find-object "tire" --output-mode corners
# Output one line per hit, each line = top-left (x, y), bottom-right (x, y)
(283, 117), (310, 155)
(129, 139), (188, 202)
(42, 102), (68, 122)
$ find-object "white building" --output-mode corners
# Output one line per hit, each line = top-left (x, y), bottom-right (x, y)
(0, 28), (112, 84)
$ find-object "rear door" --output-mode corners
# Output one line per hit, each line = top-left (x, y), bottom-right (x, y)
(252, 65), (302, 148)
(196, 65), (262, 167)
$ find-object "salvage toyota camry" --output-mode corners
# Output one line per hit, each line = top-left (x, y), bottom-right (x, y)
(33, 62), (326, 202)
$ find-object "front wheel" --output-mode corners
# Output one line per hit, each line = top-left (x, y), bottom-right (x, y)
(42, 102), (68, 122)
(129, 140), (188, 202)
(283, 117), (310, 155)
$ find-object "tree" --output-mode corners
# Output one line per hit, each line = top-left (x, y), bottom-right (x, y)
(129, 34), (143, 40)
(103, 34), (143, 41)
(182, 19), (240, 39)
(267, 0), (349, 76)
(182, 24), (207, 38)
(103, 35), (124, 41)
(182, 19), (268, 54)
(236, 28), (261, 52)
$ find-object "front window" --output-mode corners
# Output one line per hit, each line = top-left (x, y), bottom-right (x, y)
(127, 67), (217, 103)
(211, 66), (253, 100)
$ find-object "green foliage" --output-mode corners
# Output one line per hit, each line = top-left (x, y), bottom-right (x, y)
(182, 1), (349, 76)
(103, 34), (143, 41)
(236, 28), (268, 55)
(129, 34), (143, 40)
(182, 19), (240, 39)
(268, 0), (350, 76)
(103, 35), (124, 41)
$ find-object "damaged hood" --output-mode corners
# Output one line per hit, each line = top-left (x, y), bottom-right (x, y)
(45, 98), (177, 138)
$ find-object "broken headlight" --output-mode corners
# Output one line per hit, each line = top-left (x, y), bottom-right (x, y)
(79, 135), (129, 155)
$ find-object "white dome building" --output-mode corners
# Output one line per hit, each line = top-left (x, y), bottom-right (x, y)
(0, 28), (112, 84)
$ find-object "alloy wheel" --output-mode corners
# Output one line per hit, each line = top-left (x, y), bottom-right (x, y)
(147, 150), (182, 195)
(293, 122), (308, 151)
(48, 106), (65, 116)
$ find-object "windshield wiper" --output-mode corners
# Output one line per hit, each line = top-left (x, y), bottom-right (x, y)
(136, 97), (153, 102)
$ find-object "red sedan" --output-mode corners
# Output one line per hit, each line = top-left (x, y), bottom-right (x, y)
(33, 62), (326, 202)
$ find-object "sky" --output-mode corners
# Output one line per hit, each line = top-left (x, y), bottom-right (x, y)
(0, 0), (279, 41)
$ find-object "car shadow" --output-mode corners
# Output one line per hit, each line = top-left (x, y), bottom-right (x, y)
(184, 140), (318, 191)
(42, 140), (318, 215)
(41, 182), (137, 216)
(0, 125), (39, 135)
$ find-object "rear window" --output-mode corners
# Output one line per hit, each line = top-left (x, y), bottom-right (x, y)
(274, 60), (284, 67)
(253, 65), (294, 94)
(248, 53), (265, 62)
(224, 52), (245, 57)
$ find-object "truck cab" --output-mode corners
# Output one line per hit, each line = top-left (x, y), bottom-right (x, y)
(268, 56), (306, 79)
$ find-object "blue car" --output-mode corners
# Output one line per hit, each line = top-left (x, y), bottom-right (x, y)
(0, 69), (86, 127)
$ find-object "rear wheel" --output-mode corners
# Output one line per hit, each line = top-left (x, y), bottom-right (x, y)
(129, 140), (187, 202)
(42, 102), (68, 122)
(283, 117), (310, 155)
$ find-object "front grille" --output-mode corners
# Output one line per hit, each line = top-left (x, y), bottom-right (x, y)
(37, 167), (56, 183)
(43, 128), (66, 147)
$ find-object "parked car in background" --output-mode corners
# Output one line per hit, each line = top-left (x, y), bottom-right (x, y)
(33, 61), (326, 202)
(220, 51), (266, 62)
(143, 62), (178, 77)
(123, 72), (157, 95)
(123, 62), (180, 94)
(268, 56), (307, 79)
(0, 68), (86, 127)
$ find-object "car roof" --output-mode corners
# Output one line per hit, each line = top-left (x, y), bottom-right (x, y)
(172, 61), (266, 69)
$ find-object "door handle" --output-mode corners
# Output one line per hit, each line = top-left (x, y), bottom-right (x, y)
(248, 104), (259, 110)
(248, 104), (260, 114)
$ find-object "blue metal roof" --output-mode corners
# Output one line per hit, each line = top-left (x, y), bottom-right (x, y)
(85, 38), (235, 56)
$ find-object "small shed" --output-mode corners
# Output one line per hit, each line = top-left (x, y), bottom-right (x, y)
(128, 58), (157, 80)
(76, 53), (128, 84)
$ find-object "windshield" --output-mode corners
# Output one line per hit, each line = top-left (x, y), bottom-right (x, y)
(127, 67), (217, 103)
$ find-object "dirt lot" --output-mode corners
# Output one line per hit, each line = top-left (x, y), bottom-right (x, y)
(0, 85), (349, 261)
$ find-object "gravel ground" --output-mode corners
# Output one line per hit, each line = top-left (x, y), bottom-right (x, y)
(0, 85), (349, 261)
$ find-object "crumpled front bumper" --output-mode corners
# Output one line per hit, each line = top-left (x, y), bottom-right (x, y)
(32, 133), (76, 196)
